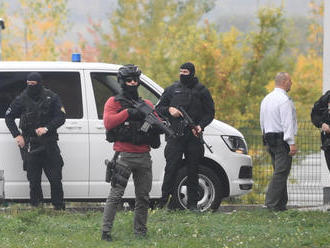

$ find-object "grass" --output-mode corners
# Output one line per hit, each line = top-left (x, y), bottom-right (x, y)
(0, 206), (330, 248)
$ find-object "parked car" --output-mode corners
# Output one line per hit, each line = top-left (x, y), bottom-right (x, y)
(0, 59), (253, 211)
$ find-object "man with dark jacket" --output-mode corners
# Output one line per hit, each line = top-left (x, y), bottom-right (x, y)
(311, 90), (330, 172)
(156, 62), (215, 211)
(5, 72), (66, 210)
(101, 64), (161, 242)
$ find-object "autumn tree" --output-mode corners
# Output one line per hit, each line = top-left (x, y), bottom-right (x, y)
(290, 0), (323, 121)
(2, 0), (69, 60)
(90, 0), (217, 85)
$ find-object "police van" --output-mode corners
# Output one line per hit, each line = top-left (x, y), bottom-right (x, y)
(0, 58), (253, 211)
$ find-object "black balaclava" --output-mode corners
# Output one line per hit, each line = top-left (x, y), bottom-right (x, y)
(121, 80), (139, 100)
(26, 72), (43, 100)
(118, 64), (141, 100)
(180, 62), (196, 88)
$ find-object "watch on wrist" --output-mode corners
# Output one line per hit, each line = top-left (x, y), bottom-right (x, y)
(44, 127), (48, 133)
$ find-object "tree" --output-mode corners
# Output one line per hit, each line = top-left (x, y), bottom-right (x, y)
(2, 0), (69, 60)
(90, 0), (216, 85)
(234, 7), (289, 121)
(290, 0), (323, 121)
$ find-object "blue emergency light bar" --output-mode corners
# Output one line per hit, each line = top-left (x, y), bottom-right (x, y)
(72, 53), (81, 62)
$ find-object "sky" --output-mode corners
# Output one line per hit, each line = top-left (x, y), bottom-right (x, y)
(66, 0), (322, 40)
(3, 0), (323, 41)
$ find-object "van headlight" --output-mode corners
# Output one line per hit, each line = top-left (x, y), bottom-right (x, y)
(221, 135), (248, 154)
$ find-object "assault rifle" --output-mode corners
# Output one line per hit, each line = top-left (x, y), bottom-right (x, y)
(177, 106), (213, 153)
(123, 98), (176, 138)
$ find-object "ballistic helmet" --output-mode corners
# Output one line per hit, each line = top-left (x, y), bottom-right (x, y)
(117, 64), (141, 84)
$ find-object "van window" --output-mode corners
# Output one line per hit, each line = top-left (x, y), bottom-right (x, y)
(91, 72), (159, 120)
(91, 73), (119, 120)
(0, 72), (83, 119)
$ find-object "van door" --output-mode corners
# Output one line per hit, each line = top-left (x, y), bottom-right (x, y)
(85, 70), (166, 199)
(0, 71), (89, 199)
(84, 71), (118, 198)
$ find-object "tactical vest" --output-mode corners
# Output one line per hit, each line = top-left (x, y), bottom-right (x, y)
(169, 82), (205, 134)
(19, 88), (55, 137)
(106, 95), (160, 148)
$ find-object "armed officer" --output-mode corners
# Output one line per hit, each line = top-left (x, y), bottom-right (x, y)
(5, 72), (66, 210)
(101, 64), (161, 242)
(156, 62), (215, 211)
(311, 90), (330, 173)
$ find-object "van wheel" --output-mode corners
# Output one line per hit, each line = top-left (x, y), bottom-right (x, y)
(171, 166), (224, 212)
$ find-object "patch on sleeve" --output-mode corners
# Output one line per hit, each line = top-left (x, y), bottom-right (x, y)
(61, 107), (66, 114)
(5, 107), (11, 116)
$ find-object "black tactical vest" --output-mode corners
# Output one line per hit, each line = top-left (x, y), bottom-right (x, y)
(19, 88), (55, 137)
(106, 95), (160, 148)
(168, 82), (205, 134)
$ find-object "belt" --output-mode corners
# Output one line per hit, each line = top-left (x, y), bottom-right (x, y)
(265, 132), (284, 139)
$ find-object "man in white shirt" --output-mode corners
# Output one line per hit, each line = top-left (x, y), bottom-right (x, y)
(260, 72), (297, 211)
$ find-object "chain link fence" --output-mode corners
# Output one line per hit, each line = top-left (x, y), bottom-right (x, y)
(225, 120), (323, 207)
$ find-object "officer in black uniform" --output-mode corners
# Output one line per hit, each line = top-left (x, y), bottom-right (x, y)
(5, 72), (66, 210)
(311, 90), (330, 172)
(156, 62), (215, 211)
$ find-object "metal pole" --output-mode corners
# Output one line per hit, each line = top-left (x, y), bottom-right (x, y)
(0, 18), (5, 61)
(322, 0), (330, 199)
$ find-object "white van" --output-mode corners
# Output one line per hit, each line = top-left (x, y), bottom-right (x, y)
(0, 60), (253, 211)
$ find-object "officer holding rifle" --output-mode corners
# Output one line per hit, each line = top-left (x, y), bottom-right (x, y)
(101, 64), (163, 241)
(156, 62), (215, 211)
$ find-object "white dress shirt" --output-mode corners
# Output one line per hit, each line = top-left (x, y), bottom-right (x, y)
(260, 88), (297, 145)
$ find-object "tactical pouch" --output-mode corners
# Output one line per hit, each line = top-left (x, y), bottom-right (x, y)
(105, 159), (116, 183)
(111, 163), (131, 188)
(105, 130), (116, 143)
(321, 133), (330, 151)
(104, 151), (120, 183)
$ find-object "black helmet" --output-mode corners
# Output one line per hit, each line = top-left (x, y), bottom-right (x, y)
(118, 64), (141, 84)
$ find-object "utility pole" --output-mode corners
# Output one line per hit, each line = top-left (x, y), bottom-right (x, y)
(0, 18), (5, 61)
(322, 0), (330, 205)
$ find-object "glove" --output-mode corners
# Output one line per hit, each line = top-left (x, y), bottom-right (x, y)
(127, 108), (145, 120)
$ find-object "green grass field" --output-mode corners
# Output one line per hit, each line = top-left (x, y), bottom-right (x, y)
(0, 207), (329, 248)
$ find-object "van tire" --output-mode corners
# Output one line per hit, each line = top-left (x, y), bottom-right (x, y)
(170, 165), (224, 212)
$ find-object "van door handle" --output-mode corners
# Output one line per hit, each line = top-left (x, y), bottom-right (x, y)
(65, 125), (82, 130)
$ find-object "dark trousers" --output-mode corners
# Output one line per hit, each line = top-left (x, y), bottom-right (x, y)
(265, 137), (292, 210)
(102, 152), (152, 235)
(26, 142), (64, 207)
(324, 150), (330, 172)
(161, 132), (204, 208)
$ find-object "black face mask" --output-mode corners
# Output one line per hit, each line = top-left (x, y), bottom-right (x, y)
(27, 84), (42, 99)
(122, 85), (139, 100)
(180, 74), (195, 88)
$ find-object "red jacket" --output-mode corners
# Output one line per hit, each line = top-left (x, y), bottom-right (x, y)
(103, 96), (155, 153)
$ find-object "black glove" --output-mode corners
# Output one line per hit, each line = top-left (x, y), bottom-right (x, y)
(127, 108), (145, 120)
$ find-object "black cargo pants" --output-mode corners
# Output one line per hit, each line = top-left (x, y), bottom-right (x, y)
(161, 131), (204, 209)
(27, 142), (64, 208)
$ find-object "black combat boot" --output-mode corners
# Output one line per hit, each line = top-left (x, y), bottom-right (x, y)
(54, 203), (66, 211)
(101, 232), (112, 242)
